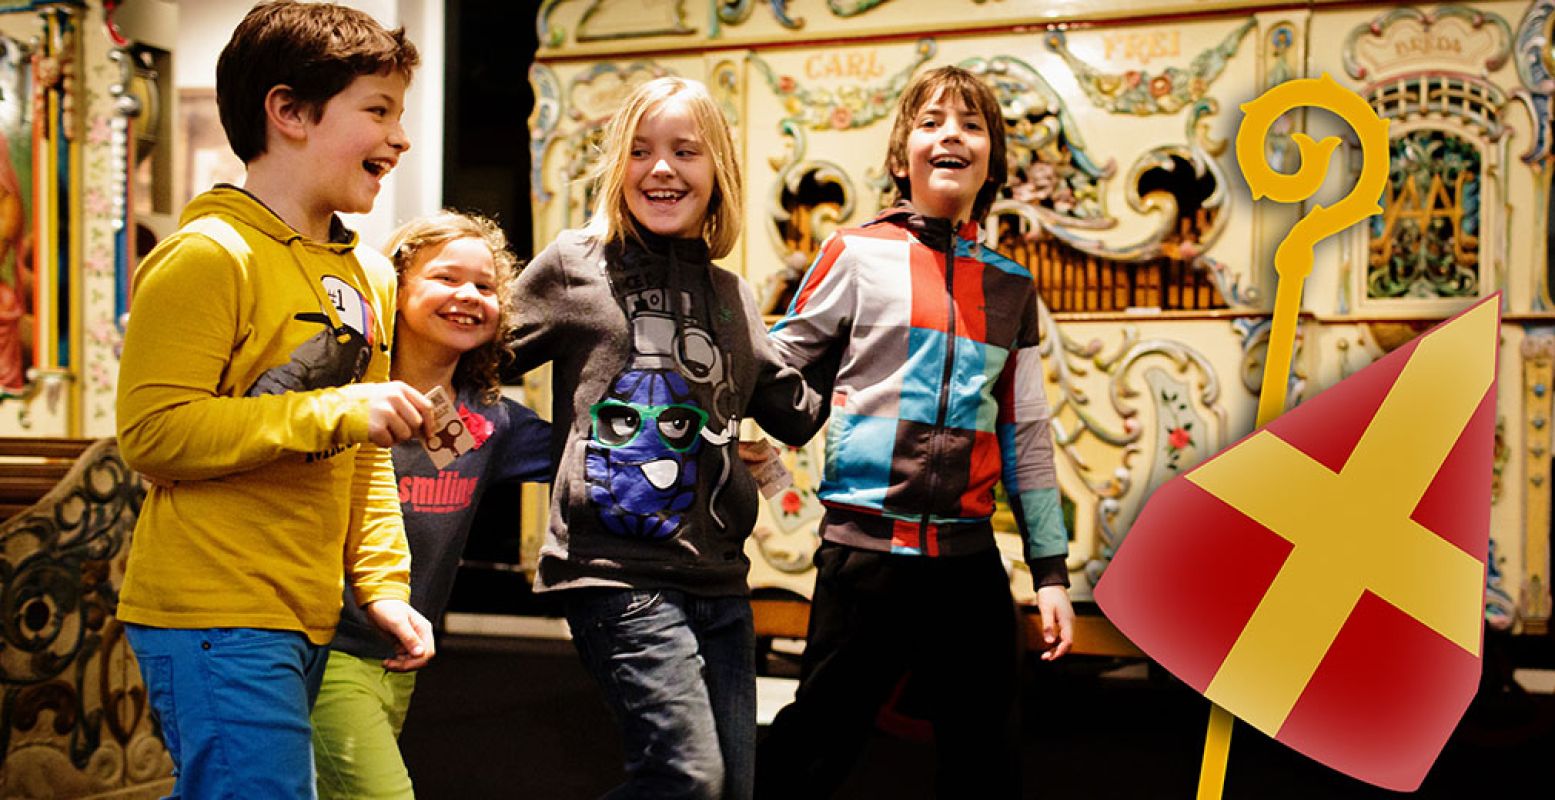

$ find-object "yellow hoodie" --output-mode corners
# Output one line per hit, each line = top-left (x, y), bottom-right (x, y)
(116, 186), (409, 644)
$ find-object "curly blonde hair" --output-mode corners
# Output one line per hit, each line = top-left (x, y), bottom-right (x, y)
(384, 210), (518, 405)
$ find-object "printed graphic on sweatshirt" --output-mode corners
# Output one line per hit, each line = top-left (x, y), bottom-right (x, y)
(247, 276), (377, 396)
(247, 276), (378, 462)
(586, 282), (737, 539)
(399, 470), (480, 514)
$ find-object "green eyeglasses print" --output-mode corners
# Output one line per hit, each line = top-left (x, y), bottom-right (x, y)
(589, 400), (710, 453)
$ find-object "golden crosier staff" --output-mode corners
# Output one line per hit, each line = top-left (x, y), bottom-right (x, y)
(1198, 73), (1390, 800)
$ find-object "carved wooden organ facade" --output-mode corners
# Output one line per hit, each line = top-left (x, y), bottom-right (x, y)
(531, 0), (1555, 638)
(0, 2), (176, 796)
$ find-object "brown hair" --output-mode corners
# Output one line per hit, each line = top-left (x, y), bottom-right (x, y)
(385, 210), (519, 406)
(586, 76), (743, 259)
(885, 65), (1008, 222)
(216, 1), (420, 164)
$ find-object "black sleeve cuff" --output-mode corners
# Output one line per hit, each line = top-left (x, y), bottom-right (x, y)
(1026, 554), (1071, 588)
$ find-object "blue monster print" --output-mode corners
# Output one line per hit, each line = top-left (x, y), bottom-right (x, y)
(585, 368), (709, 539)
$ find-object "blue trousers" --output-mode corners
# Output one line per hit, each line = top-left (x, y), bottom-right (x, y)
(125, 624), (329, 799)
(565, 589), (756, 800)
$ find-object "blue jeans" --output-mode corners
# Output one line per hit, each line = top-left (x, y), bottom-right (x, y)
(125, 624), (329, 799)
(565, 589), (756, 800)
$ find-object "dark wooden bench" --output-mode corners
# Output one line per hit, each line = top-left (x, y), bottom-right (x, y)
(0, 436), (97, 520)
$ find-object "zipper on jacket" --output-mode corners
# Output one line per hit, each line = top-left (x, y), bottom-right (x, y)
(919, 229), (959, 546)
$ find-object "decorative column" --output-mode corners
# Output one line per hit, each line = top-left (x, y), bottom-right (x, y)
(1522, 332), (1555, 633)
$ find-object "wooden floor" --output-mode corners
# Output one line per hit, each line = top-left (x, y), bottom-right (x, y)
(398, 630), (1555, 799)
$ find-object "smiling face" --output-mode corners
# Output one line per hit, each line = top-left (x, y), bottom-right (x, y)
(303, 69), (410, 217)
(623, 96), (715, 240)
(892, 87), (991, 223)
(396, 236), (500, 360)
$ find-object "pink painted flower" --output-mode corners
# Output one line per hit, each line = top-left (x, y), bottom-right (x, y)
(458, 404), (494, 450)
(1168, 426), (1192, 450)
(778, 75), (797, 94)
(84, 188), (111, 217)
(83, 254), (112, 277)
(87, 114), (111, 146)
(830, 106), (853, 129)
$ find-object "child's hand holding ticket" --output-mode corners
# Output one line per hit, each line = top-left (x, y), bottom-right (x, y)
(422, 386), (475, 468)
(738, 438), (793, 499)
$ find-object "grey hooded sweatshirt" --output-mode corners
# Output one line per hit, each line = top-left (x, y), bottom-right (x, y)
(509, 226), (826, 596)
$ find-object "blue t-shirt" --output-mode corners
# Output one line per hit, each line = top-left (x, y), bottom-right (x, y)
(331, 387), (551, 660)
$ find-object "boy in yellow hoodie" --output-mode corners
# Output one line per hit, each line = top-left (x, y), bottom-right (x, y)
(115, 3), (433, 796)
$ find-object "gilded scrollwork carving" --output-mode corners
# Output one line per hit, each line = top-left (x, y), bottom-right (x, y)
(1044, 19), (1256, 116)
(2, 439), (168, 793)
(750, 41), (932, 281)
(962, 55), (1114, 232)
(1513, 2), (1555, 309)
(749, 39), (932, 137)
(538, 0), (693, 49)
(1234, 316), (1306, 405)
(1034, 303), (1227, 581)
(1513, 0), (1555, 167)
(527, 64), (562, 205)
(555, 61), (674, 229)
(1343, 5), (1511, 82)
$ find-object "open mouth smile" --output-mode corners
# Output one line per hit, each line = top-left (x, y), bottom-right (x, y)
(642, 188), (687, 205)
(929, 154), (970, 169)
(439, 310), (483, 327)
(363, 158), (395, 178)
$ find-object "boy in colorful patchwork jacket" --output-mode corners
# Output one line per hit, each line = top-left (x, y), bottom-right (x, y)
(754, 66), (1074, 799)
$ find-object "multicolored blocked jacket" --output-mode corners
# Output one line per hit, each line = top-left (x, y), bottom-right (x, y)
(770, 207), (1070, 587)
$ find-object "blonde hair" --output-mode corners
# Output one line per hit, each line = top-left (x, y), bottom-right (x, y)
(384, 210), (518, 405)
(885, 66), (1009, 222)
(586, 76), (743, 259)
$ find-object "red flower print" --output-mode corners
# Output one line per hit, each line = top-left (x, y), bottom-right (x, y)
(778, 75), (797, 94)
(458, 404), (494, 450)
(1149, 76), (1173, 98)
(781, 490), (803, 515)
(1167, 426), (1192, 450)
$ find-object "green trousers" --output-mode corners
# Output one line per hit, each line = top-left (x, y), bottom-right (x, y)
(311, 649), (420, 800)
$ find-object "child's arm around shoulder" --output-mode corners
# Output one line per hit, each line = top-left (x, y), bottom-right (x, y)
(506, 234), (577, 375)
(116, 232), (404, 480)
(487, 395), (554, 485)
(767, 231), (855, 371)
(738, 276), (828, 446)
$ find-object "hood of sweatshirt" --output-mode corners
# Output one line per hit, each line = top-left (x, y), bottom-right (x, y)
(180, 184), (389, 366)
(181, 184), (360, 253)
(867, 205), (982, 253)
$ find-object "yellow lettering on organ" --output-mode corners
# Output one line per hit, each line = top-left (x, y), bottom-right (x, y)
(1102, 31), (1181, 66)
(805, 50), (885, 80)
(1396, 34), (1464, 58)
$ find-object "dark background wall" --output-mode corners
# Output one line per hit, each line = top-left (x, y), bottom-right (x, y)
(442, 1), (547, 613)
(443, 0), (538, 259)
